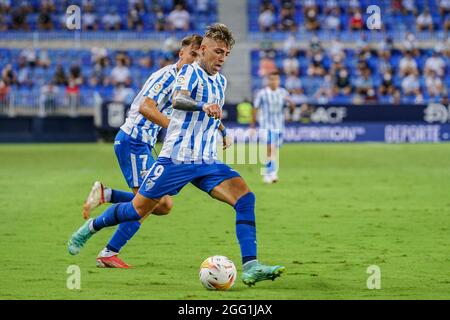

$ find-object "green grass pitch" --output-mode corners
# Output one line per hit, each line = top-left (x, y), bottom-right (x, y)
(0, 143), (449, 299)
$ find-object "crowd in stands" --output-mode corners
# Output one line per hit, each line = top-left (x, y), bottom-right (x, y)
(252, 0), (450, 33)
(254, 33), (450, 104)
(0, 0), (216, 32)
(0, 36), (182, 108)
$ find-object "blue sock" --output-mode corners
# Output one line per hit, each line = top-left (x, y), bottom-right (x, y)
(92, 202), (141, 231)
(234, 192), (257, 265)
(111, 189), (135, 203)
(106, 221), (141, 253)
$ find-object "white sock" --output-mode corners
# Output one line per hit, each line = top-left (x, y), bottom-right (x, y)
(99, 247), (117, 258)
(103, 187), (112, 202)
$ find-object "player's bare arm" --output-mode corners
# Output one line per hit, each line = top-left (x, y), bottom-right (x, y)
(173, 90), (222, 119)
(138, 97), (170, 129)
(218, 121), (232, 150)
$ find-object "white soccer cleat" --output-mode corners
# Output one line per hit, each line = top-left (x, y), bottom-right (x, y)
(82, 181), (105, 219)
(263, 175), (274, 184)
(270, 173), (279, 183)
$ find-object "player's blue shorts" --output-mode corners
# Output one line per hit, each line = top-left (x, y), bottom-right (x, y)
(138, 157), (241, 199)
(114, 129), (156, 188)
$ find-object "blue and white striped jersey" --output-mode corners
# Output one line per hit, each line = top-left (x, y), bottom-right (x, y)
(159, 62), (227, 162)
(120, 63), (178, 147)
(253, 87), (290, 131)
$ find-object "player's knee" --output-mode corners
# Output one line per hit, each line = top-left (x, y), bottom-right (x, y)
(234, 192), (255, 211)
(152, 196), (173, 215)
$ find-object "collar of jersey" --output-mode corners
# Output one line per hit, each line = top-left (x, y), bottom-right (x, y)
(193, 61), (218, 81)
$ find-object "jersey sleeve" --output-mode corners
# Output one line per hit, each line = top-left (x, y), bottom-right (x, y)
(174, 64), (199, 93)
(143, 72), (176, 106)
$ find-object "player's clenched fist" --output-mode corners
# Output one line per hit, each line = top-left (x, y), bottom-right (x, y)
(203, 103), (222, 119)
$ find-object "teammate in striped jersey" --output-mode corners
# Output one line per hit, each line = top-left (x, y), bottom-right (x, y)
(69, 24), (285, 286)
(252, 71), (295, 184)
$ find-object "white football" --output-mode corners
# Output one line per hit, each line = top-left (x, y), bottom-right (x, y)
(199, 255), (237, 290)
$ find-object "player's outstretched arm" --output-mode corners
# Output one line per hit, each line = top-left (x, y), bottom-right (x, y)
(139, 97), (170, 129)
(173, 90), (222, 119)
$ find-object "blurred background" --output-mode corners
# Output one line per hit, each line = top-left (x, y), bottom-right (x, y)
(0, 0), (449, 143)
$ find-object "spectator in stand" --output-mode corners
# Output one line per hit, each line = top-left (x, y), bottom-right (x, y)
(379, 71), (395, 96)
(425, 70), (445, 98)
(283, 33), (298, 55)
(416, 8), (433, 32)
(1, 64), (16, 85)
(128, 0), (146, 13)
(69, 64), (83, 87)
(0, 79), (9, 103)
(324, 0), (340, 15)
(83, 5), (98, 31)
(53, 64), (67, 86)
(197, 0), (209, 15)
(282, 49), (299, 76)
(0, 13), (7, 31)
(350, 9), (364, 31)
(40, 81), (60, 113)
(102, 9), (122, 31)
(324, 8), (341, 31)
(425, 48), (446, 78)
(279, 2), (296, 32)
(38, 6), (53, 30)
(401, 71), (421, 97)
(285, 72), (302, 93)
(128, 8), (144, 31)
(167, 4), (190, 32)
(258, 4), (275, 32)
(302, 0), (317, 15)
(439, 0), (450, 15)
(304, 7), (320, 31)
(400, 0), (417, 15)
(154, 7), (166, 31)
(354, 68), (374, 97)
(11, 3), (30, 30)
(307, 52), (326, 76)
(334, 68), (352, 96)
(399, 51), (418, 77)
(314, 74), (334, 104)
(402, 32), (420, 57)
(328, 39), (345, 62)
(16, 56), (32, 87)
(377, 51), (393, 75)
(347, 0), (361, 15)
(445, 14), (450, 32)
(111, 56), (131, 87)
(38, 49), (51, 68)
(258, 50), (277, 77)
(0, 0), (11, 14)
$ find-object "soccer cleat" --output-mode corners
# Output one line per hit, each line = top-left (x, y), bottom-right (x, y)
(83, 181), (105, 219)
(68, 218), (95, 255)
(241, 263), (286, 287)
(270, 173), (279, 183)
(263, 175), (274, 184)
(96, 255), (131, 268)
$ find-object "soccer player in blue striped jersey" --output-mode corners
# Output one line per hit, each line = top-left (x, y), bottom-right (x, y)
(252, 71), (295, 184)
(69, 24), (285, 286)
